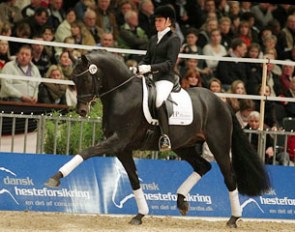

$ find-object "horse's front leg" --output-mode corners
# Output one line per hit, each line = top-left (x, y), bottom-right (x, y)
(117, 151), (149, 225)
(44, 133), (122, 187)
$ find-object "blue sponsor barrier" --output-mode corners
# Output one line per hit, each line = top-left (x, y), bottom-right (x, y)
(0, 153), (294, 220)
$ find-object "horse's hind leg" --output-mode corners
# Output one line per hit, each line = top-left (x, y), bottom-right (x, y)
(174, 144), (212, 216)
(117, 151), (148, 225)
(206, 135), (242, 228)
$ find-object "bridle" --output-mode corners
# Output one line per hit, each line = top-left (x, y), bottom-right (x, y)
(74, 63), (101, 104)
(73, 58), (137, 104)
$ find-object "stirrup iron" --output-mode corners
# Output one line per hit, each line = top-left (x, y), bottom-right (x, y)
(159, 134), (171, 151)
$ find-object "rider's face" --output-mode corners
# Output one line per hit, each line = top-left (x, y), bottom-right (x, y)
(155, 17), (171, 32)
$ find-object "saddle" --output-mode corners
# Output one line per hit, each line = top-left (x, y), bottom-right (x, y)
(142, 74), (193, 126)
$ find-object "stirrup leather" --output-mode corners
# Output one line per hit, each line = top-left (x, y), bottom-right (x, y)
(159, 134), (171, 151)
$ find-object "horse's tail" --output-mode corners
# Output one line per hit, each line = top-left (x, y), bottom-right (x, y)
(231, 111), (271, 196)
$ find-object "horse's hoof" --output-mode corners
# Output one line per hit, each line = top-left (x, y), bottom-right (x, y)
(44, 178), (60, 188)
(226, 216), (240, 228)
(177, 200), (189, 216)
(177, 194), (189, 216)
(129, 213), (144, 225)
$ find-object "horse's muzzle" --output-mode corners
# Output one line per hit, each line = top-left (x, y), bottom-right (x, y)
(76, 103), (89, 117)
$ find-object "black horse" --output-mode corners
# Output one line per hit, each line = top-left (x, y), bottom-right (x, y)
(45, 50), (270, 228)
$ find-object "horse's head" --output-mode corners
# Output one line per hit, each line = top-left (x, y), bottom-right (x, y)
(72, 54), (102, 117)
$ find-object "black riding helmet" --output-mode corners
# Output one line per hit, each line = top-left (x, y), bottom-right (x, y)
(153, 5), (176, 24)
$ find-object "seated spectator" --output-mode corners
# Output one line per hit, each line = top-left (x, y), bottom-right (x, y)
(264, 47), (282, 76)
(240, 1), (252, 13)
(83, 8), (104, 44)
(218, 16), (233, 50)
(0, 0), (23, 25)
(138, 0), (155, 38)
(216, 38), (247, 90)
(262, 35), (277, 55)
(265, 53), (284, 96)
(276, 14), (295, 60)
(181, 68), (202, 89)
(239, 11), (260, 44)
(47, 0), (65, 29)
(17, 6), (50, 37)
(234, 20), (253, 47)
(10, 22), (32, 56)
(74, 0), (96, 21)
(31, 35), (51, 77)
(226, 79), (247, 113)
(281, 77), (295, 118)
(202, 28), (227, 74)
(38, 65), (67, 105)
(179, 27), (205, 70)
(181, 27), (201, 54)
(0, 40), (12, 70)
(14, 0), (30, 10)
(228, 1), (241, 23)
(117, 10), (148, 50)
(97, 31), (115, 48)
(70, 21), (96, 55)
(56, 36), (81, 61)
(179, 58), (213, 88)
(42, 26), (57, 64)
(245, 43), (263, 95)
(115, 0), (136, 27)
(0, 45), (41, 103)
(117, 10), (148, 62)
(54, 8), (77, 45)
(21, 0), (42, 18)
(254, 84), (279, 130)
(208, 77), (226, 102)
(236, 98), (255, 128)
(279, 61), (295, 93)
(58, 50), (74, 80)
(0, 22), (13, 37)
(197, 18), (218, 49)
(95, 0), (119, 40)
(245, 111), (290, 165)
(251, 3), (274, 31)
(57, 51), (77, 108)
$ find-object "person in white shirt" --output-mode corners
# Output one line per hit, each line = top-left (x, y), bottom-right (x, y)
(0, 45), (41, 103)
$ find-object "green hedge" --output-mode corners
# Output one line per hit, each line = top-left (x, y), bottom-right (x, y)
(44, 100), (176, 159)
(44, 101), (103, 155)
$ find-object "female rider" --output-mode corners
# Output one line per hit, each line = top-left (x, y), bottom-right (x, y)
(137, 5), (181, 151)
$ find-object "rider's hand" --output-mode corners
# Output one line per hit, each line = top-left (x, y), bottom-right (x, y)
(129, 66), (137, 74)
(138, 65), (151, 74)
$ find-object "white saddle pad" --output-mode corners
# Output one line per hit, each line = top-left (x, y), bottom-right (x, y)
(142, 78), (193, 126)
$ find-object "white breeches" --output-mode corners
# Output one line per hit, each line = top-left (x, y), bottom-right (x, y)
(155, 80), (174, 108)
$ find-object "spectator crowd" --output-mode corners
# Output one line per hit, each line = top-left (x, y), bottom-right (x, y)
(0, 0), (295, 164)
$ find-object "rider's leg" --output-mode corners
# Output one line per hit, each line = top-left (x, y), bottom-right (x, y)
(155, 80), (173, 151)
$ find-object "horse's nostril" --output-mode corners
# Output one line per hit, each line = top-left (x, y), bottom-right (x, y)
(77, 109), (87, 117)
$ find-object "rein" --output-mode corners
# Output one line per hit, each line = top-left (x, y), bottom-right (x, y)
(100, 74), (137, 98)
(74, 64), (138, 100)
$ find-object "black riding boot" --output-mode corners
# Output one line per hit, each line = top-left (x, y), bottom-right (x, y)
(157, 104), (171, 151)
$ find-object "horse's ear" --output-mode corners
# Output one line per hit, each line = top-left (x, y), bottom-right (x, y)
(81, 55), (90, 65)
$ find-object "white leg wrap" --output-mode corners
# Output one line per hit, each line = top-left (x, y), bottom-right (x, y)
(177, 172), (201, 197)
(59, 155), (84, 177)
(133, 188), (149, 215)
(229, 189), (242, 217)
